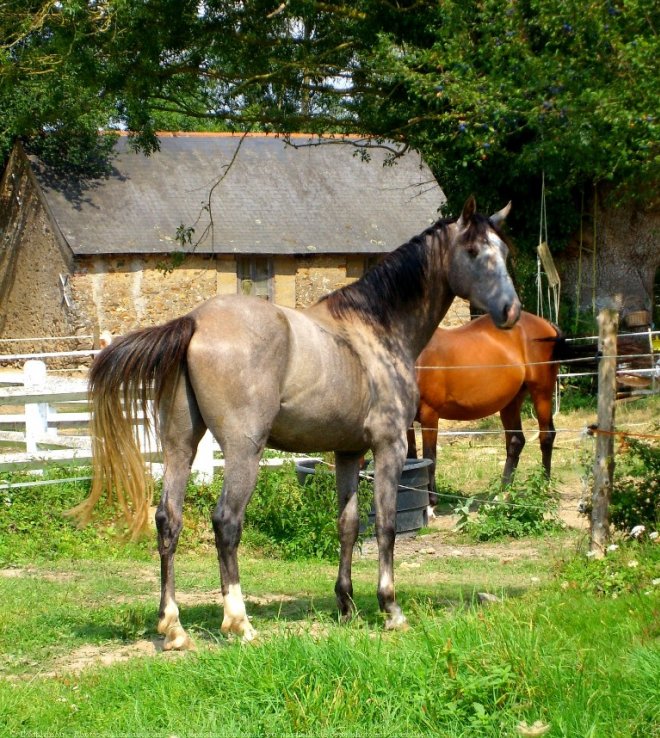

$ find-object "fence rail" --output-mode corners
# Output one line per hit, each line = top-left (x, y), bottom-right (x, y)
(1, 340), (657, 485)
(0, 360), (289, 484)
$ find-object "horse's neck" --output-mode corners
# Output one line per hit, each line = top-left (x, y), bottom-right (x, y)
(393, 287), (454, 360)
(306, 225), (455, 360)
(390, 233), (455, 360)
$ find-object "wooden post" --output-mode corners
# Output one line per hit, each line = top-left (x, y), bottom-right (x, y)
(590, 308), (619, 557)
(23, 360), (48, 454)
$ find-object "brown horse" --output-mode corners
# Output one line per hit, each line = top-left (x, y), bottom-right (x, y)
(407, 311), (566, 505)
(71, 196), (520, 649)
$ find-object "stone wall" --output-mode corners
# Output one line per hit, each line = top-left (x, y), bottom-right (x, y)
(68, 253), (368, 338)
(70, 254), (221, 338)
(0, 148), (85, 353)
(294, 255), (356, 308)
(69, 252), (469, 340)
(0, 146), (468, 353)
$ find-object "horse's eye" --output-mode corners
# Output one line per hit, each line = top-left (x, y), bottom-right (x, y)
(466, 245), (478, 259)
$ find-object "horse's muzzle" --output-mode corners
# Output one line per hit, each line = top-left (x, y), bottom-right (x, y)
(498, 300), (521, 329)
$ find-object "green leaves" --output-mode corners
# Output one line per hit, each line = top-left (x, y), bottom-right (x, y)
(2, 0), (657, 253)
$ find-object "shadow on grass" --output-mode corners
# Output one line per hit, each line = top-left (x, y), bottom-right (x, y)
(64, 581), (530, 645)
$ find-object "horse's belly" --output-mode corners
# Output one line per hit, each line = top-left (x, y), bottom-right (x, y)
(268, 396), (369, 452)
(434, 369), (524, 421)
(270, 357), (370, 452)
(437, 398), (509, 421)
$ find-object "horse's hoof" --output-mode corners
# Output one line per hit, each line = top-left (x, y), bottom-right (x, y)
(241, 625), (258, 643)
(221, 616), (258, 643)
(384, 612), (409, 631)
(162, 627), (195, 651)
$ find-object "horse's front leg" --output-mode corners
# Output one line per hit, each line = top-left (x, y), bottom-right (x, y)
(212, 453), (261, 642)
(372, 437), (408, 630)
(334, 453), (363, 620)
(419, 405), (440, 508)
(499, 397), (526, 487)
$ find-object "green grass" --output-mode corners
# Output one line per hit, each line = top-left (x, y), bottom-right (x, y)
(0, 396), (658, 736)
(0, 557), (657, 737)
(1, 538), (658, 737)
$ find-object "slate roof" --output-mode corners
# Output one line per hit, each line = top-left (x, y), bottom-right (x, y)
(30, 133), (444, 256)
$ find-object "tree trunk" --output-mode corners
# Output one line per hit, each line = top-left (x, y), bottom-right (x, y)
(560, 196), (659, 329)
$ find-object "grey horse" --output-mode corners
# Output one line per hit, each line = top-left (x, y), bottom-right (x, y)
(71, 196), (520, 649)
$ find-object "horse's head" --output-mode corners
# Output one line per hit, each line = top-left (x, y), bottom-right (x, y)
(446, 196), (521, 328)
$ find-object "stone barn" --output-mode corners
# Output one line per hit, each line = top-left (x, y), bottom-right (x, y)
(0, 132), (467, 353)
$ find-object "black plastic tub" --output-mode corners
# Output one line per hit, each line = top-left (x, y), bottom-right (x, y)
(294, 457), (432, 534)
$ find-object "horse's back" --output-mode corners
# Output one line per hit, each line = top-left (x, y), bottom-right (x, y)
(185, 294), (371, 453)
(416, 311), (558, 420)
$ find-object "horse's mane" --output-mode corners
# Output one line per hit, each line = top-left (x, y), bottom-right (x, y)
(318, 218), (452, 328)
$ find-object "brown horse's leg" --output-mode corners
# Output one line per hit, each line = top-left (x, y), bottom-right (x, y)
(156, 372), (206, 651)
(529, 389), (556, 478)
(406, 426), (418, 459)
(418, 406), (440, 507)
(334, 453), (363, 620)
(372, 437), (408, 630)
(499, 394), (526, 486)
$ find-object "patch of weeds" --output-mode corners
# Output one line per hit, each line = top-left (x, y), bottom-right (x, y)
(111, 605), (151, 641)
(609, 437), (659, 532)
(0, 468), (152, 564)
(432, 480), (472, 516)
(556, 539), (660, 598)
(244, 463), (373, 561)
(463, 469), (562, 541)
(176, 464), (374, 560)
(578, 435), (659, 533)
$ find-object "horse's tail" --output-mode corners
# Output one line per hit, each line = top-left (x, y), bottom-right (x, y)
(535, 326), (599, 369)
(67, 315), (197, 539)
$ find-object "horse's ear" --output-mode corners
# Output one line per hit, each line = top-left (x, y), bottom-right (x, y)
(490, 201), (512, 226)
(457, 195), (476, 227)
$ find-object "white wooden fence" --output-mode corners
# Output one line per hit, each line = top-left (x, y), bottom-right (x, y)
(1, 329), (657, 489)
(0, 360), (297, 488)
(0, 360), (216, 483)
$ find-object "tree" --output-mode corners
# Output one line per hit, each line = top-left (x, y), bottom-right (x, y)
(2, 1), (658, 312)
(0, 1), (119, 173)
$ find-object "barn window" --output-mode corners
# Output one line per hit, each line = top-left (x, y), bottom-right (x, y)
(364, 255), (382, 273)
(238, 257), (273, 300)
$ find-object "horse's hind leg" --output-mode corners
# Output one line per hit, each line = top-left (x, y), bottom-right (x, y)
(156, 372), (206, 651)
(406, 425), (418, 459)
(529, 388), (556, 479)
(499, 394), (526, 487)
(334, 453), (363, 620)
(418, 405), (440, 508)
(211, 447), (263, 642)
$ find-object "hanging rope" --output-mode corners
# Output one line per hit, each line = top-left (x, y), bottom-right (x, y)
(592, 186), (598, 318)
(574, 190), (585, 334)
(536, 172), (547, 319)
(536, 173), (561, 326)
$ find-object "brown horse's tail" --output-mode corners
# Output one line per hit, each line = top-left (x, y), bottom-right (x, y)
(67, 315), (197, 539)
(536, 327), (599, 369)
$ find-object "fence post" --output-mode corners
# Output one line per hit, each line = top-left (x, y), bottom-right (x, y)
(191, 430), (215, 484)
(23, 360), (49, 454)
(590, 308), (619, 557)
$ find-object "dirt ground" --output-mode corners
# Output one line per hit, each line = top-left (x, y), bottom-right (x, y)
(361, 483), (588, 561)
(3, 388), (653, 678)
(1, 483), (591, 679)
